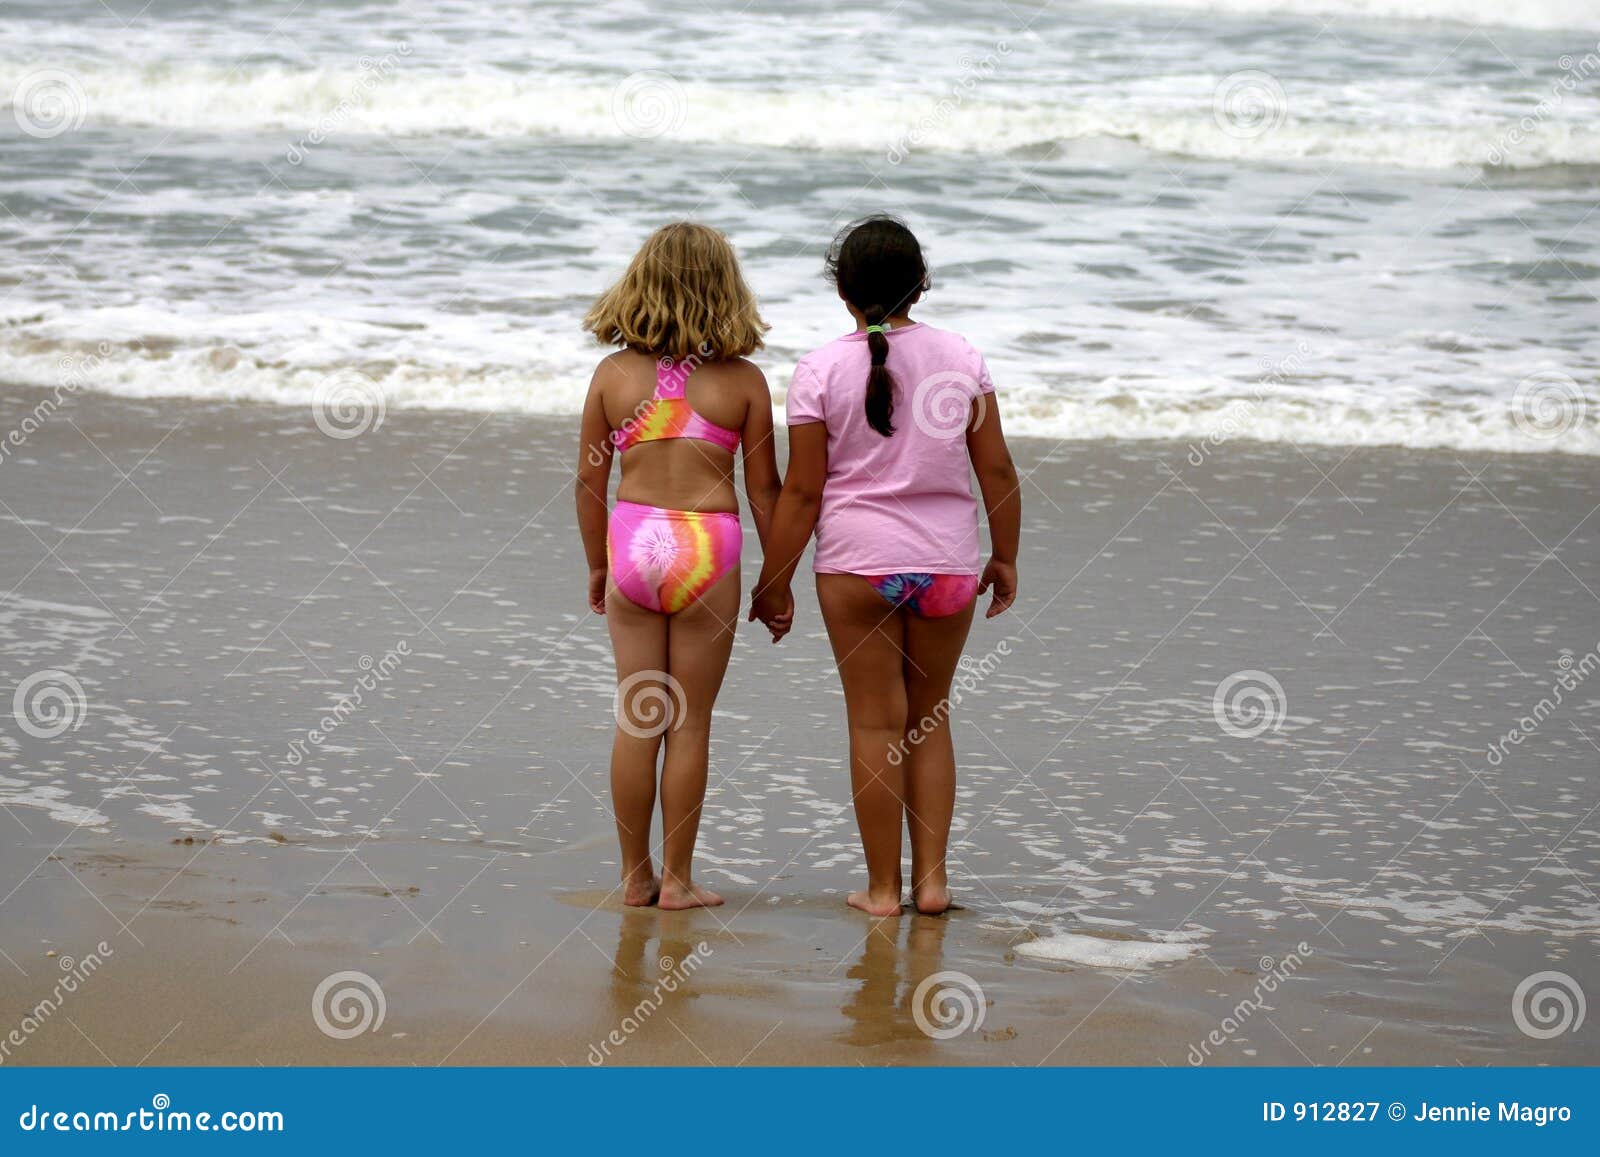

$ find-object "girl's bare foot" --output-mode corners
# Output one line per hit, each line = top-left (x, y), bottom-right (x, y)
(622, 868), (660, 907)
(913, 881), (951, 915)
(847, 887), (904, 917)
(658, 879), (723, 910)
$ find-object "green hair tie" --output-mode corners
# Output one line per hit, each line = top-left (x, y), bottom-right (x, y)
(865, 324), (887, 335)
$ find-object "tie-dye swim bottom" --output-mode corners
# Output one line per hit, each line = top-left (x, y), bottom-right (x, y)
(860, 572), (979, 618)
(607, 500), (742, 614)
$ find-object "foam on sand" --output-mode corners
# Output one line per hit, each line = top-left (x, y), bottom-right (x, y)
(1015, 932), (1201, 969)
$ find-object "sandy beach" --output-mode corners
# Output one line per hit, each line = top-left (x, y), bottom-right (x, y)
(1, 383), (1595, 1066)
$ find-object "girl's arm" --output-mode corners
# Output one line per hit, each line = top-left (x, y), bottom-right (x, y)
(575, 361), (616, 614)
(748, 420), (828, 641)
(739, 367), (782, 550)
(968, 397), (1020, 618)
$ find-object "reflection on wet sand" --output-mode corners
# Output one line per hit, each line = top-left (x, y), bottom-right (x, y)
(592, 912), (714, 1065)
(841, 916), (964, 1049)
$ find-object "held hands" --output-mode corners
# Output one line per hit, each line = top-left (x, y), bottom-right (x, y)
(587, 567), (608, 615)
(748, 584), (794, 643)
(978, 557), (1017, 618)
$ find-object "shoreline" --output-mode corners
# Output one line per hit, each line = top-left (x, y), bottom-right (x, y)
(3, 371), (1596, 461)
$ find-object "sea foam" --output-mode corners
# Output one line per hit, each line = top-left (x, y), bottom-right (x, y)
(1015, 932), (1201, 969)
(4, 335), (1596, 456)
(3, 61), (1597, 172)
(1095, 0), (1600, 32)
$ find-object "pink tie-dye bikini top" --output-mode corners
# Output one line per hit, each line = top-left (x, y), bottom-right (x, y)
(610, 357), (741, 455)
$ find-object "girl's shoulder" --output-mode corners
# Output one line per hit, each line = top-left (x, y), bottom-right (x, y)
(904, 322), (984, 357)
(790, 340), (846, 395)
(701, 355), (768, 399)
(902, 326), (990, 387)
(794, 324), (986, 381)
(795, 331), (856, 364)
(717, 354), (767, 379)
(592, 347), (642, 387)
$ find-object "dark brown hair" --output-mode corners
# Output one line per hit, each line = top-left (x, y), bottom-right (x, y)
(824, 215), (929, 437)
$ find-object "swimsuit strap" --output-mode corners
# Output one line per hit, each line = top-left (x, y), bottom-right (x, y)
(611, 355), (741, 454)
(654, 357), (690, 401)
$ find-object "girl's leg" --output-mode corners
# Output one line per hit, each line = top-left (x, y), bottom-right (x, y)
(901, 603), (975, 915)
(605, 586), (670, 906)
(817, 573), (909, 917)
(657, 565), (740, 910)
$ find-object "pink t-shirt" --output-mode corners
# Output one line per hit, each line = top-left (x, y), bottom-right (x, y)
(786, 322), (995, 575)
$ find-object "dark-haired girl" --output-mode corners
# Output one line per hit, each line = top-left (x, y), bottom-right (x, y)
(750, 216), (1021, 917)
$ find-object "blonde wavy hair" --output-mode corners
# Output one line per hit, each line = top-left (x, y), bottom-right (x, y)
(583, 222), (768, 361)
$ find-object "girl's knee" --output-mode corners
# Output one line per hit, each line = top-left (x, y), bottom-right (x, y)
(611, 731), (665, 766)
(904, 694), (954, 735)
(664, 711), (714, 742)
(849, 701), (908, 736)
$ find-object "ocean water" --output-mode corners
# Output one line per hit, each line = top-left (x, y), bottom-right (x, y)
(1, 0), (1597, 453)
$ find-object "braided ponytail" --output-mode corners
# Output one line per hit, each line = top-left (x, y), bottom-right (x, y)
(824, 215), (929, 439)
(862, 305), (895, 436)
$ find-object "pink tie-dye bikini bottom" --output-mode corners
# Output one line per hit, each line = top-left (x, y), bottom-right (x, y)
(607, 500), (742, 614)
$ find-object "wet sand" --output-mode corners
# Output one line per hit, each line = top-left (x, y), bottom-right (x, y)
(1, 385), (1596, 1066)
